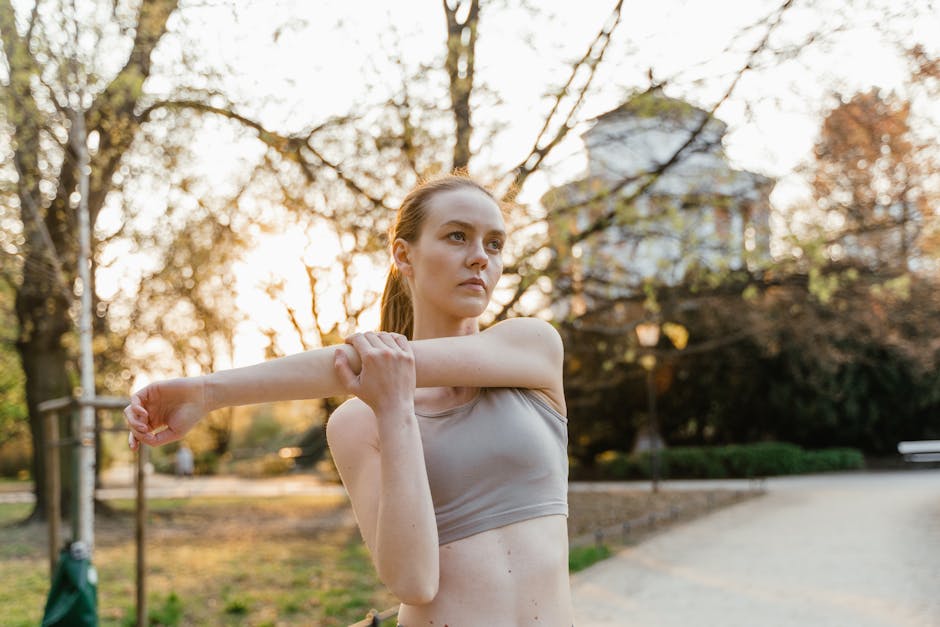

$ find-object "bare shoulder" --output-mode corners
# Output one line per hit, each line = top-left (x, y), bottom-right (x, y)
(486, 317), (564, 360)
(326, 397), (379, 455)
(486, 318), (567, 415)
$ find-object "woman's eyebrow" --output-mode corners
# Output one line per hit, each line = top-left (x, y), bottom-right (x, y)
(440, 220), (506, 237)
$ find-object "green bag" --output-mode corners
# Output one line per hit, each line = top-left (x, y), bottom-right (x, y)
(42, 542), (98, 626)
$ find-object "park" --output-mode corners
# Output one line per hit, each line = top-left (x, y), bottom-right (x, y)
(1, 0), (939, 625)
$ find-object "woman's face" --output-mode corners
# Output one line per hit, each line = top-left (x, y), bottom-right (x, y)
(395, 187), (506, 322)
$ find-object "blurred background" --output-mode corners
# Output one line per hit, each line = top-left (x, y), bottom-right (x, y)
(1, 0), (939, 576)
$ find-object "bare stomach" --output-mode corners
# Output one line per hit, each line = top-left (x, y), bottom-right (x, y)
(395, 514), (573, 627)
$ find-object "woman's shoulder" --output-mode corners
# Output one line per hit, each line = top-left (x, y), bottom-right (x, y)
(486, 317), (563, 356)
(325, 398), (378, 450)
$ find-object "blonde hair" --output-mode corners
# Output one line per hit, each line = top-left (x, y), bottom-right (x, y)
(380, 174), (498, 338)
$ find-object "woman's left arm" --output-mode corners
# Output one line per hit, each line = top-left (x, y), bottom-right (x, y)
(126, 318), (565, 447)
(409, 317), (566, 414)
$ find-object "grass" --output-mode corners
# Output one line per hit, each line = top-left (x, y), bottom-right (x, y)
(0, 494), (396, 626)
(569, 544), (612, 572)
(1, 485), (757, 625)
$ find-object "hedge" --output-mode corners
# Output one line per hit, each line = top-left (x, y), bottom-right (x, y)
(593, 442), (864, 480)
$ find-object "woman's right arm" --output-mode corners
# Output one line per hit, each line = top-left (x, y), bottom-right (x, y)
(124, 344), (364, 449)
(327, 333), (439, 604)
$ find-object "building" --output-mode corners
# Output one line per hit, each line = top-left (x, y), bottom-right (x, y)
(543, 90), (775, 318)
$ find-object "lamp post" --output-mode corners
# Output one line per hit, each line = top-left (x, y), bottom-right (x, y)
(635, 321), (661, 493)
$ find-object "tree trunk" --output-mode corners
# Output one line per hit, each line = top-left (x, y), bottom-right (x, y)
(16, 280), (73, 521)
(443, 0), (479, 172)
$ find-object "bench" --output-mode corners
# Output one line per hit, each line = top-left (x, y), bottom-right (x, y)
(897, 440), (940, 463)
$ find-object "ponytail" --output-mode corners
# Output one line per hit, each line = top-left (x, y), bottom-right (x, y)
(379, 265), (413, 339)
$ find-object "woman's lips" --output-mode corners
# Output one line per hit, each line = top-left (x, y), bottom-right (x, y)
(459, 279), (485, 291)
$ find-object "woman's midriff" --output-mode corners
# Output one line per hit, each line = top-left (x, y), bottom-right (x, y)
(395, 514), (574, 627)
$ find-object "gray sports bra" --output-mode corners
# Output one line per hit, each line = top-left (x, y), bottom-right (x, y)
(415, 387), (569, 545)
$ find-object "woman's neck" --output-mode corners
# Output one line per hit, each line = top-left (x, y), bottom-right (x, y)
(411, 312), (479, 341)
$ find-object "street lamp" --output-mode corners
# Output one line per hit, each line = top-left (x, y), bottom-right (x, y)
(635, 321), (661, 493)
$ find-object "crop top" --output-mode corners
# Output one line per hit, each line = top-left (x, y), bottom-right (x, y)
(415, 387), (569, 545)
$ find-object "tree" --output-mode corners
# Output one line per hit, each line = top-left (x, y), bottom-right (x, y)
(1, 0), (182, 518)
(810, 89), (933, 271)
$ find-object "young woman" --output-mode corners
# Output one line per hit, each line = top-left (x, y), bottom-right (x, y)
(124, 174), (573, 626)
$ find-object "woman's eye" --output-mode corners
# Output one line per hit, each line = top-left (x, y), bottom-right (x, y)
(488, 239), (504, 251)
(448, 231), (466, 242)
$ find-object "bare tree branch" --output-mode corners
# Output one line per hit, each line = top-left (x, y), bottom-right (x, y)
(492, 0), (798, 321)
(502, 0), (624, 201)
(443, 0), (480, 171)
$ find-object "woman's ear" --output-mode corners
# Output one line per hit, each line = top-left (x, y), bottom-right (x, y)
(392, 238), (414, 277)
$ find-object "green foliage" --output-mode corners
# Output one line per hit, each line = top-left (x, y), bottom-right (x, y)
(568, 544), (612, 573)
(0, 281), (27, 449)
(138, 591), (184, 627)
(194, 451), (221, 475)
(592, 442), (865, 480)
(223, 593), (251, 615)
(0, 438), (31, 478)
(563, 269), (940, 463)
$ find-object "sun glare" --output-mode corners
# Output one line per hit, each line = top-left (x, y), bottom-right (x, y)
(232, 226), (383, 367)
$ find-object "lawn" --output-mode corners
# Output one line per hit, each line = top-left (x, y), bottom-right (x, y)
(1, 494), (395, 626)
(0, 487), (757, 626)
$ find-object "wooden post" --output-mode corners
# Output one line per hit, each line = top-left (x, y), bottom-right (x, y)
(136, 446), (147, 627)
(44, 410), (61, 577)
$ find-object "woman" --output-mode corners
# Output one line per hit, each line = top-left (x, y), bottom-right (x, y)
(124, 174), (573, 626)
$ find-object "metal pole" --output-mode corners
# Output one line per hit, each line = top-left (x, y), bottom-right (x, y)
(136, 446), (147, 627)
(71, 97), (96, 555)
(647, 366), (660, 493)
(44, 411), (61, 577)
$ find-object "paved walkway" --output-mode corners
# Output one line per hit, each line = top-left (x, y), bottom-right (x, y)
(571, 470), (940, 627)
(0, 466), (346, 503)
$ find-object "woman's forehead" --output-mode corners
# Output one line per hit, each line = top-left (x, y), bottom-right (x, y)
(425, 188), (504, 230)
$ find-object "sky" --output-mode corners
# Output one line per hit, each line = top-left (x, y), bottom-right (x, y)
(84, 0), (940, 374)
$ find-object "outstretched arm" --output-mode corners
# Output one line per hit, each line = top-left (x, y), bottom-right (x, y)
(125, 317), (564, 448)
(207, 316), (562, 408)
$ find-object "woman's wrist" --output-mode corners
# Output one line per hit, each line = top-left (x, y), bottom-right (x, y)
(374, 403), (418, 431)
(201, 373), (221, 412)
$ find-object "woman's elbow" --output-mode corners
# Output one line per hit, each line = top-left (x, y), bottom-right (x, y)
(383, 569), (439, 605)
(395, 579), (439, 606)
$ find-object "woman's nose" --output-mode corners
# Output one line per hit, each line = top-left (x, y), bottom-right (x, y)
(467, 239), (488, 267)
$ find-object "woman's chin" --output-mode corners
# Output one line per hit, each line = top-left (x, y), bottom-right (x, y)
(448, 297), (489, 319)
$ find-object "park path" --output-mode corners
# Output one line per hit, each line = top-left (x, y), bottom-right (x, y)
(0, 465), (346, 503)
(571, 470), (940, 627)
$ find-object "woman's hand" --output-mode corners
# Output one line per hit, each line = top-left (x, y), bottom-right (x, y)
(334, 332), (416, 418)
(124, 377), (210, 450)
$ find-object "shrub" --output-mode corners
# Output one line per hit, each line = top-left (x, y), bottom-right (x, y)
(228, 453), (294, 478)
(0, 437), (31, 478)
(593, 442), (865, 480)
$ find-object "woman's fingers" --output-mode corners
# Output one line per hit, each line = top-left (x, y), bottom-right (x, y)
(373, 332), (402, 351)
(124, 404), (150, 433)
(334, 348), (359, 392)
(345, 333), (375, 356)
(390, 333), (410, 351)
